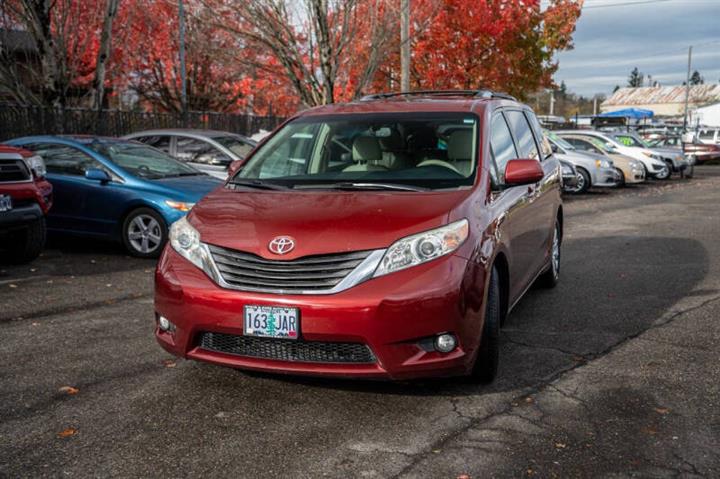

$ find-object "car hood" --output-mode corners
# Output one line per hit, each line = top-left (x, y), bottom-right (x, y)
(189, 186), (470, 259)
(555, 151), (603, 168)
(150, 174), (222, 200)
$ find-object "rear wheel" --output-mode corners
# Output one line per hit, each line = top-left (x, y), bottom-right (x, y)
(122, 208), (167, 258)
(469, 267), (500, 383)
(537, 219), (561, 289)
(1, 218), (46, 264)
(655, 163), (671, 180)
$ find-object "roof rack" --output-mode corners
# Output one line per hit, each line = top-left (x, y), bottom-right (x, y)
(359, 90), (517, 102)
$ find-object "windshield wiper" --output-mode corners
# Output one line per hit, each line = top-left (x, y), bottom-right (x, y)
(295, 182), (429, 192)
(227, 179), (290, 191)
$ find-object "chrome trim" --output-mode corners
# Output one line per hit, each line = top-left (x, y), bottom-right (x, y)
(202, 246), (385, 295)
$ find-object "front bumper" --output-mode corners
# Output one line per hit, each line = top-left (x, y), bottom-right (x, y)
(593, 167), (621, 187)
(154, 247), (485, 380)
(0, 202), (43, 231)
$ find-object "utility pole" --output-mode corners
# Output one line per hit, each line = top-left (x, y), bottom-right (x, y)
(400, 0), (410, 92)
(179, 0), (188, 126)
(592, 96), (598, 116)
(682, 45), (692, 132)
(549, 91), (555, 116)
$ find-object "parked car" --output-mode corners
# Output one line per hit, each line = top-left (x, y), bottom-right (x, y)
(154, 90), (563, 382)
(554, 130), (670, 180)
(697, 127), (720, 145)
(609, 131), (688, 176)
(559, 159), (579, 193)
(5, 136), (221, 258)
(544, 131), (619, 194)
(123, 129), (257, 179)
(0, 145), (52, 263)
(682, 139), (720, 164)
(556, 133), (646, 186)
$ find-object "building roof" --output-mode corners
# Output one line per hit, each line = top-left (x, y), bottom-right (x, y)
(603, 85), (720, 108)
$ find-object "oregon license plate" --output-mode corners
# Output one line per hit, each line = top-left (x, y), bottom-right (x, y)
(244, 305), (299, 340)
(0, 195), (11, 212)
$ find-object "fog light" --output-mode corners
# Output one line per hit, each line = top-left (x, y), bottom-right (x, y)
(434, 333), (457, 353)
(158, 315), (175, 332)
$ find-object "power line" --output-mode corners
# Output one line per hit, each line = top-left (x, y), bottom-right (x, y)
(583, 0), (671, 9)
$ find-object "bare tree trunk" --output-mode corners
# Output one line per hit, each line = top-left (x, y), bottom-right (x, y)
(92, 0), (120, 133)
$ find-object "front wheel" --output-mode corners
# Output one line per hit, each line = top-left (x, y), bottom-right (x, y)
(655, 163), (671, 180)
(122, 208), (167, 258)
(537, 219), (561, 289)
(568, 168), (590, 194)
(615, 168), (626, 187)
(469, 267), (500, 383)
(1, 218), (46, 264)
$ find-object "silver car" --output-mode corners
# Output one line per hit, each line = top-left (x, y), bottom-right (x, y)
(123, 129), (257, 180)
(608, 131), (688, 176)
(545, 132), (619, 194)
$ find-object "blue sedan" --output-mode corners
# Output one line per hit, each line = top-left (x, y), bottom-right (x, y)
(5, 136), (222, 257)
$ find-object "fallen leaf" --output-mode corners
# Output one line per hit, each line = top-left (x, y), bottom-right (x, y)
(654, 407), (670, 415)
(162, 359), (176, 368)
(432, 449), (441, 454)
(57, 428), (77, 438)
(457, 475), (471, 479)
(59, 386), (79, 395)
(31, 322), (40, 327)
(8, 284), (17, 288)
(30, 268), (37, 272)
(555, 442), (566, 449)
(525, 396), (534, 404)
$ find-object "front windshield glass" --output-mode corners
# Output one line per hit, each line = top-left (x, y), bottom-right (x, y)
(235, 113), (479, 190)
(87, 141), (200, 179)
(545, 130), (575, 150)
(214, 136), (255, 158)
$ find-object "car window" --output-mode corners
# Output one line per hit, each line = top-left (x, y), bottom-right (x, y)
(699, 130), (715, 140)
(505, 110), (541, 161)
(526, 112), (552, 159)
(134, 135), (171, 153)
(85, 141), (201, 179)
(615, 135), (645, 148)
(236, 112), (479, 190)
(175, 137), (219, 163)
(213, 136), (255, 159)
(566, 137), (602, 154)
(23, 143), (104, 176)
(489, 113), (518, 184)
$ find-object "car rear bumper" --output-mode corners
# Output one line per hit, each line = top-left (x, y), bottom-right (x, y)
(154, 247), (485, 380)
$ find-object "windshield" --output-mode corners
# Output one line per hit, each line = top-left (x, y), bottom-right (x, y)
(615, 134), (648, 148)
(87, 141), (201, 179)
(235, 113), (479, 190)
(545, 130), (575, 150)
(214, 136), (255, 158)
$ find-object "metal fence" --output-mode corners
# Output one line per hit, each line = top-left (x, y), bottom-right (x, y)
(0, 104), (286, 140)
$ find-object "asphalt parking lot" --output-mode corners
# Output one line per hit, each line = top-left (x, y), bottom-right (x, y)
(2, 168), (720, 478)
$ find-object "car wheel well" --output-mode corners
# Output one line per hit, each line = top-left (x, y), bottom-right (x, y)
(492, 253), (509, 324)
(556, 207), (563, 243)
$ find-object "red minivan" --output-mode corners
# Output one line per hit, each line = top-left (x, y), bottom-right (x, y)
(154, 91), (563, 382)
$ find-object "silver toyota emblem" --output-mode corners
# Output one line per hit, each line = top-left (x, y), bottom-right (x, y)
(268, 236), (295, 255)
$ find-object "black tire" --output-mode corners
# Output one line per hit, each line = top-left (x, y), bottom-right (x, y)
(573, 168), (591, 194)
(615, 168), (626, 187)
(537, 218), (561, 289)
(469, 267), (500, 384)
(121, 207), (167, 258)
(1, 218), (46, 264)
(655, 162), (671, 180)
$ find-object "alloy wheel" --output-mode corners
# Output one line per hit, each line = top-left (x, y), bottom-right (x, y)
(127, 214), (163, 254)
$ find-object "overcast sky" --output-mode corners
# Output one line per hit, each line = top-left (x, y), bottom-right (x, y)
(550, 0), (720, 97)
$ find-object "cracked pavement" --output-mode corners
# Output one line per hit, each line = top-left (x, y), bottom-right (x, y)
(1, 167), (720, 478)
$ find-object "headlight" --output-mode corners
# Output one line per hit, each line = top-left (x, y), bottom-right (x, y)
(374, 219), (469, 277)
(644, 150), (663, 161)
(169, 217), (216, 277)
(23, 155), (46, 177)
(165, 200), (195, 211)
(595, 159), (611, 168)
(561, 164), (573, 175)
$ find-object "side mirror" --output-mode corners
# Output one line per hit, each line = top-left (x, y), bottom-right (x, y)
(85, 168), (111, 183)
(197, 152), (232, 166)
(504, 159), (544, 186)
(227, 159), (244, 178)
(550, 143), (559, 153)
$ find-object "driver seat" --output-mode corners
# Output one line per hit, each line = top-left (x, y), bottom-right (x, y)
(447, 130), (474, 176)
(343, 136), (388, 172)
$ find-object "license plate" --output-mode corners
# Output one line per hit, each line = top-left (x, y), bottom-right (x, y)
(244, 305), (299, 340)
(0, 195), (11, 212)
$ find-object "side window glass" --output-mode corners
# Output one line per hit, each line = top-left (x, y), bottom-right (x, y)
(489, 113), (518, 184)
(505, 110), (541, 161)
(525, 112), (552, 159)
(24, 144), (102, 176)
(138, 135), (171, 153)
(175, 137), (216, 162)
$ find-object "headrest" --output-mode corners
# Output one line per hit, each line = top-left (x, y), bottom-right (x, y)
(448, 130), (473, 161)
(352, 136), (382, 163)
(378, 129), (404, 151)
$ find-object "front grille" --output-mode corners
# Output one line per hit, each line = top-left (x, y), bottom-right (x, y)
(198, 332), (376, 364)
(208, 244), (371, 293)
(0, 159), (31, 182)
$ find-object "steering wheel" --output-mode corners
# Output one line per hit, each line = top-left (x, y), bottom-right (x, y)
(416, 159), (461, 175)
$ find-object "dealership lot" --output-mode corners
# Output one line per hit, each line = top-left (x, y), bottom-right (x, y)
(2, 168), (720, 477)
